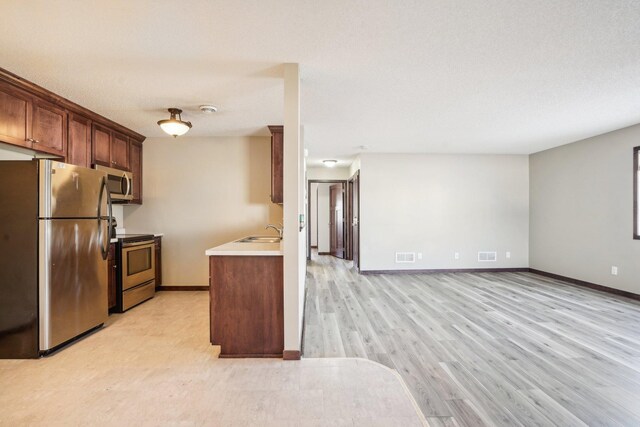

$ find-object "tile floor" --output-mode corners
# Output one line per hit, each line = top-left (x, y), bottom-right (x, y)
(0, 291), (425, 426)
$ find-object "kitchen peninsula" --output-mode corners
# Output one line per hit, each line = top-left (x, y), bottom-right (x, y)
(205, 237), (283, 358)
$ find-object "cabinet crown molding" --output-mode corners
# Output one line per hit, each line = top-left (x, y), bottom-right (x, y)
(0, 67), (145, 143)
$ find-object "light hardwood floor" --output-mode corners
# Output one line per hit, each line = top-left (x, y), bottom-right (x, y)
(0, 292), (424, 426)
(303, 253), (640, 426)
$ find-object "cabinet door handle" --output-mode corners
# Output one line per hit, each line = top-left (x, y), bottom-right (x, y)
(26, 138), (39, 144)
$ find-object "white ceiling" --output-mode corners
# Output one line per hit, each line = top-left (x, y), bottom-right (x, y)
(2, 1), (640, 166)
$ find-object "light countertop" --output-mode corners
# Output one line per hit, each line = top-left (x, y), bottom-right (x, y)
(205, 236), (283, 256)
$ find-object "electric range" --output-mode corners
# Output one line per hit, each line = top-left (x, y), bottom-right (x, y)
(114, 234), (156, 312)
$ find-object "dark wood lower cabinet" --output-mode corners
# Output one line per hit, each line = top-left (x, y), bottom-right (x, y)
(108, 243), (117, 310)
(154, 236), (162, 289)
(209, 255), (283, 357)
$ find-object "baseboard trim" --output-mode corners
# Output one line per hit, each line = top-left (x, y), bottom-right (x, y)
(310, 245), (318, 248)
(283, 350), (301, 360)
(317, 252), (331, 255)
(361, 267), (529, 275)
(528, 269), (640, 302)
(158, 286), (208, 291)
(219, 353), (283, 358)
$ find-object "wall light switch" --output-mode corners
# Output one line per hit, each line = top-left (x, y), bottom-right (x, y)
(506, 251), (511, 259)
(454, 252), (460, 260)
(611, 266), (618, 275)
(417, 252), (423, 260)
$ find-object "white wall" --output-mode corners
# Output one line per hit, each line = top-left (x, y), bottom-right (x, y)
(316, 184), (331, 253)
(530, 123), (640, 295)
(123, 136), (281, 286)
(359, 153), (529, 271)
(0, 145), (33, 160)
(349, 157), (361, 178)
(307, 166), (351, 180)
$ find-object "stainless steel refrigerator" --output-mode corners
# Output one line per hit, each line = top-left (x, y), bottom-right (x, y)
(0, 159), (112, 358)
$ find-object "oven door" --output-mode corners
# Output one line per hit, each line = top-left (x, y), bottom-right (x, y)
(121, 241), (155, 290)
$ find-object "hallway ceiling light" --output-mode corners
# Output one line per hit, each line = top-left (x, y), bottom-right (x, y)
(322, 159), (338, 167)
(158, 108), (192, 137)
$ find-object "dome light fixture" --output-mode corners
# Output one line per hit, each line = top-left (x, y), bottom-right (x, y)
(158, 108), (192, 137)
(322, 159), (338, 168)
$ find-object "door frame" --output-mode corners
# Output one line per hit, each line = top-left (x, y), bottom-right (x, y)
(307, 179), (346, 261)
(329, 183), (346, 259)
(347, 170), (360, 271)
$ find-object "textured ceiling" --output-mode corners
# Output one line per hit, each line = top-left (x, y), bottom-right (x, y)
(2, 0), (640, 166)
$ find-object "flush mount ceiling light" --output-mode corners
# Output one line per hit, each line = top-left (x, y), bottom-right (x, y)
(323, 159), (338, 168)
(157, 108), (192, 137)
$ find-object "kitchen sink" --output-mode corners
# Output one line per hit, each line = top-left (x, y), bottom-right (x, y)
(236, 236), (281, 243)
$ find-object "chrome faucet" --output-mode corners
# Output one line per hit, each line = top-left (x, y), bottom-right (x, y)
(265, 223), (283, 239)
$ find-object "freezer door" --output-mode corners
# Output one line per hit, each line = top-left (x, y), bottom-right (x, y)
(39, 219), (108, 351)
(39, 160), (108, 219)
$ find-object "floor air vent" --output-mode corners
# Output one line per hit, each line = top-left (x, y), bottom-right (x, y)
(395, 252), (416, 263)
(478, 251), (497, 262)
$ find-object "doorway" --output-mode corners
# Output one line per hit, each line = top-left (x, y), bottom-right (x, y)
(307, 173), (359, 271)
(307, 180), (345, 260)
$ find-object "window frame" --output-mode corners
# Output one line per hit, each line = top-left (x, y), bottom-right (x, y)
(635, 146), (640, 240)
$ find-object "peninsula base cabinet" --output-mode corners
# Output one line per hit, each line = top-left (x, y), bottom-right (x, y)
(209, 255), (283, 358)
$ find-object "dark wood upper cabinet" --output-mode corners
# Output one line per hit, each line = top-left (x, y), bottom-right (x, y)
(92, 124), (111, 166)
(130, 140), (143, 204)
(91, 125), (130, 171)
(0, 83), (31, 148)
(111, 132), (130, 170)
(67, 113), (92, 168)
(0, 80), (66, 157)
(0, 67), (145, 201)
(268, 125), (283, 204)
(31, 99), (67, 157)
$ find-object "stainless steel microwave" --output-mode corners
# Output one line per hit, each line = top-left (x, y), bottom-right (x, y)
(93, 164), (133, 202)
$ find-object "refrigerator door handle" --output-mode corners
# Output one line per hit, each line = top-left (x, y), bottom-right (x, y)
(97, 177), (112, 260)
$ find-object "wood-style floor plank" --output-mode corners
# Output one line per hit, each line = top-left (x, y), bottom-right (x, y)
(303, 253), (640, 426)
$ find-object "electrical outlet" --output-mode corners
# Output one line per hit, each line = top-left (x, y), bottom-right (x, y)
(417, 252), (423, 260)
(611, 266), (618, 276)
(454, 252), (460, 260)
(506, 251), (511, 259)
